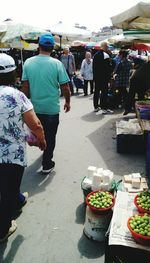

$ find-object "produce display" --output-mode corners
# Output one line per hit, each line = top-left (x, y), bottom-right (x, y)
(86, 191), (115, 214)
(128, 213), (150, 236)
(127, 213), (150, 246)
(134, 190), (150, 214)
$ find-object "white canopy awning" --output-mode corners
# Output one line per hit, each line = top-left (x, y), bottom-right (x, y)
(49, 22), (92, 41)
(111, 2), (150, 30)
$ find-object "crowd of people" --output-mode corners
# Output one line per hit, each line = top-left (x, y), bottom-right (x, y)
(0, 32), (150, 243)
(55, 42), (150, 116)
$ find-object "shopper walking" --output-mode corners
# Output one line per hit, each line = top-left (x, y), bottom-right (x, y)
(0, 53), (46, 242)
(60, 46), (76, 95)
(21, 34), (71, 174)
(80, 51), (93, 96)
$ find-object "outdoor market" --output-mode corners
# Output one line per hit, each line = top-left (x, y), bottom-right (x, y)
(0, 1), (150, 263)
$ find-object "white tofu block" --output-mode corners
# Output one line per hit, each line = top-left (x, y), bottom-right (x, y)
(132, 173), (141, 179)
(92, 173), (102, 185)
(132, 178), (141, 189)
(102, 170), (112, 183)
(124, 174), (132, 184)
(87, 166), (97, 179)
(103, 175), (111, 183)
(97, 168), (104, 175)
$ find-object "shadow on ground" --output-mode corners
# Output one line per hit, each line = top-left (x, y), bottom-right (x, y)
(78, 234), (106, 260)
(82, 112), (145, 179)
(75, 202), (86, 225)
(20, 155), (55, 198)
(0, 235), (24, 263)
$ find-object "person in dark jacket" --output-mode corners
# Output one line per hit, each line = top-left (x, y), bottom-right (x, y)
(93, 42), (113, 114)
(123, 59), (149, 115)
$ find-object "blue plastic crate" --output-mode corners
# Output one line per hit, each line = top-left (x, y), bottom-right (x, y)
(139, 109), (150, 120)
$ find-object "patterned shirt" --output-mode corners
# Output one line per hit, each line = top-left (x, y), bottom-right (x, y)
(115, 59), (132, 88)
(0, 85), (33, 167)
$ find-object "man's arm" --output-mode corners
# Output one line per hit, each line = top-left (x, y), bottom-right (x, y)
(60, 83), (71, 112)
(23, 109), (47, 150)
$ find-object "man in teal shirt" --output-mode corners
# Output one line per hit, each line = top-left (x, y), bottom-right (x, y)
(21, 33), (71, 174)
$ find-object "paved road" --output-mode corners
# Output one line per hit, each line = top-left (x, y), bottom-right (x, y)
(0, 92), (145, 263)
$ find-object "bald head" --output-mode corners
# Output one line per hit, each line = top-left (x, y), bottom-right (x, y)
(100, 42), (108, 52)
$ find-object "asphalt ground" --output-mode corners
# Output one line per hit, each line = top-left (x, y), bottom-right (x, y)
(0, 91), (145, 263)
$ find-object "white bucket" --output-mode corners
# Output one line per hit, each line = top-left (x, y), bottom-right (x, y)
(83, 206), (112, 242)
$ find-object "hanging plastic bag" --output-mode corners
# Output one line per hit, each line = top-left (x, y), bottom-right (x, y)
(24, 124), (38, 147)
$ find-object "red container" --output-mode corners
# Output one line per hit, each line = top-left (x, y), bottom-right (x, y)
(127, 214), (150, 246)
(134, 195), (150, 215)
(86, 190), (115, 215)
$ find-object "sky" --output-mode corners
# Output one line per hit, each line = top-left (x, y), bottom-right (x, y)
(0, 0), (150, 32)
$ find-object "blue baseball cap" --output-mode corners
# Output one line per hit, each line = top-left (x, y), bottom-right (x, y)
(39, 34), (55, 47)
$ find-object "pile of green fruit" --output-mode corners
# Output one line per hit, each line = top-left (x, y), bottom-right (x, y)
(128, 213), (150, 236)
(136, 190), (150, 212)
(87, 191), (114, 209)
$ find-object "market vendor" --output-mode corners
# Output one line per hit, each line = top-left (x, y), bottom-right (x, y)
(123, 58), (149, 115)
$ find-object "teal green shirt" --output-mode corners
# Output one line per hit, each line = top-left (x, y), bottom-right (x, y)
(22, 55), (69, 114)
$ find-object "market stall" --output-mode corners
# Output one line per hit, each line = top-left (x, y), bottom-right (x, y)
(110, 2), (150, 51)
(104, 190), (150, 263)
(81, 164), (150, 262)
(111, 2), (150, 30)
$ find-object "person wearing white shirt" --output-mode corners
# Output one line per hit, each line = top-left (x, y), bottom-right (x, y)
(80, 51), (93, 96)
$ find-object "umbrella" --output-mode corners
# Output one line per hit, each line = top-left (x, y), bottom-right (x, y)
(0, 20), (48, 66)
(71, 40), (86, 47)
(108, 34), (132, 44)
(111, 2), (150, 30)
(49, 21), (92, 49)
(132, 41), (150, 51)
(0, 20), (48, 48)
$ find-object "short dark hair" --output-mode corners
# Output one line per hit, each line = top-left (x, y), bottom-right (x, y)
(39, 44), (53, 52)
(0, 70), (16, 85)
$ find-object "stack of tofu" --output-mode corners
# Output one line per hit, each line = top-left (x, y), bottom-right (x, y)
(123, 173), (148, 192)
(82, 166), (114, 192)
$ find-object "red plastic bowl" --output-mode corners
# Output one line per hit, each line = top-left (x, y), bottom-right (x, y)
(127, 214), (150, 246)
(86, 190), (115, 214)
(134, 195), (150, 215)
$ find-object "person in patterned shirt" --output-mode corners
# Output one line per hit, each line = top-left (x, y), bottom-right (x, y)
(0, 53), (46, 242)
(114, 50), (132, 107)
